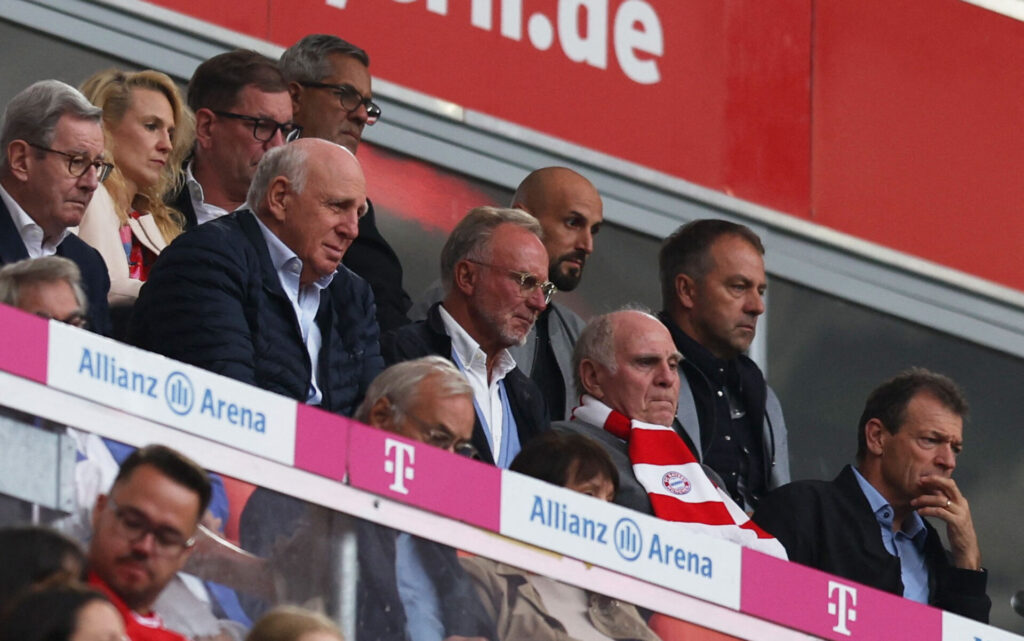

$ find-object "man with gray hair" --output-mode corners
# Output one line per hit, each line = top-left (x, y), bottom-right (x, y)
(554, 309), (786, 557)
(0, 80), (111, 334)
(0, 255), (87, 327)
(130, 138), (383, 416)
(353, 356), (494, 641)
(281, 33), (412, 332)
(382, 206), (551, 467)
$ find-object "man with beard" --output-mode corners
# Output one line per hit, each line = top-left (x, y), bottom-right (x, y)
(412, 167), (603, 420)
(507, 167), (602, 420)
(382, 207), (551, 467)
(87, 445), (212, 641)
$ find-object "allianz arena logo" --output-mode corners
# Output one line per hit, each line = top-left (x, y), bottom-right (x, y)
(613, 517), (643, 561)
(165, 371), (194, 415)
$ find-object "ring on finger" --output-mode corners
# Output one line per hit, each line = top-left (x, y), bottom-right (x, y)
(945, 498), (951, 508)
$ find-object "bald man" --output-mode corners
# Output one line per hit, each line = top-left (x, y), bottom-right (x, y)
(130, 138), (384, 416)
(412, 167), (603, 419)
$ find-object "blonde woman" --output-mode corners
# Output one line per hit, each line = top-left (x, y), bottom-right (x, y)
(77, 69), (194, 305)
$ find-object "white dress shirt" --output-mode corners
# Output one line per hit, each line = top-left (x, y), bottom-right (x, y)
(185, 160), (232, 226)
(0, 184), (68, 257)
(438, 304), (517, 455)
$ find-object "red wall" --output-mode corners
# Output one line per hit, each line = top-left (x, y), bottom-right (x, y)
(150, 0), (1024, 290)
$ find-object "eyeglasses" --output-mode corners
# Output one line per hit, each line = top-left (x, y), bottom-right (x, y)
(106, 497), (196, 557)
(213, 111), (303, 142)
(27, 143), (113, 182)
(34, 309), (88, 329)
(400, 409), (481, 460)
(298, 82), (382, 125)
(466, 259), (557, 304)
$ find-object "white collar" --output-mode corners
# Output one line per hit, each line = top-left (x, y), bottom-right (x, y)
(438, 304), (517, 383)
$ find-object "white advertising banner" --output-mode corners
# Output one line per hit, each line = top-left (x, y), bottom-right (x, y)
(46, 324), (297, 465)
(942, 611), (1022, 641)
(500, 472), (742, 610)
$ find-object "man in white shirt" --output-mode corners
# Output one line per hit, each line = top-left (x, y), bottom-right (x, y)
(382, 206), (552, 467)
(171, 49), (297, 230)
(0, 80), (111, 334)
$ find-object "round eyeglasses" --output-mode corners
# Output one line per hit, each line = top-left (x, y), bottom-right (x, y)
(298, 81), (381, 125)
(466, 259), (557, 305)
(27, 142), (113, 182)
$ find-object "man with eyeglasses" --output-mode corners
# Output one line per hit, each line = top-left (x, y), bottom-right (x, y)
(281, 34), (413, 333)
(0, 255), (89, 328)
(352, 356), (494, 640)
(382, 207), (551, 468)
(0, 80), (112, 334)
(87, 444), (212, 641)
(131, 138), (383, 417)
(170, 49), (296, 229)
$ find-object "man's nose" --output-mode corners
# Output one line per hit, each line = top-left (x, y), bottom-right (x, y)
(746, 290), (765, 316)
(578, 229), (594, 255)
(525, 285), (548, 312)
(936, 443), (957, 472)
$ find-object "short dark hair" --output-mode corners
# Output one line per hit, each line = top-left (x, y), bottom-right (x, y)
(0, 584), (110, 641)
(856, 367), (968, 462)
(188, 49), (287, 113)
(114, 444), (212, 519)
(0, 526), (85, 609)
(510, 431), (619, 496)
(659, 219), (764, 310)
(279, 34), (369, 84)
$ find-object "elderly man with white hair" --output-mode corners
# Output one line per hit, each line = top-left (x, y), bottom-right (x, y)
(554, 308), (786, 557)
(129, 137), (383, 417)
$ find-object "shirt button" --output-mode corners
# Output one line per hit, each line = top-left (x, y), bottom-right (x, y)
(717, 390), (724, 397)
(883, 510), (891, 519)
(724, 435), (732, 441)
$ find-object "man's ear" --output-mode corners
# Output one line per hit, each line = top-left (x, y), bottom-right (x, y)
(579, 359), (604, 399)
(675, 273), (698, 310)
(92, 493), (108, 532)
(367, 396), (394, 432)
(452, 260), (477, 296)
(264, 176), (290, 224)
(287, 82), (303, 112)
(864, 418), (888, 457)
(194, 109), (216, 149)
(6, 140), (31, 182)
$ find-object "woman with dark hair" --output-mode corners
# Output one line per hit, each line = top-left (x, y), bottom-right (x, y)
(463, 431), (659, 641)
(0, 525), (86, 610)
(0, 584), (125, 641)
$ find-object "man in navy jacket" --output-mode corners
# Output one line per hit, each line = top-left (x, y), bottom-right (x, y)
(0, 80), (111, 335)
(130, 138), (383, 417)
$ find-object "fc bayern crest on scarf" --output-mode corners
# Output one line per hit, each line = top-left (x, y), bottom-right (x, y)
(662, 471), (692, 495)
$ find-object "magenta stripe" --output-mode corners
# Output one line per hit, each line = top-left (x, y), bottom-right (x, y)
(347, 422), (501, 531)
(293, 403), (350, 481)
(0, 305), (48, 383)
(741, 548), (941, 639)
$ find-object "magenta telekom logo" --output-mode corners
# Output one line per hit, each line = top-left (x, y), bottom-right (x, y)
(384, 438), (416, 495)
(827, 580), (858, 636)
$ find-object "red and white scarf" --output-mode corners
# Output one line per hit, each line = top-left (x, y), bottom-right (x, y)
(573, 395), (787, 559)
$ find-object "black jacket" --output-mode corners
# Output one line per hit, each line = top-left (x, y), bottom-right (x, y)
(0, 197), (111, 335)
(753, 465), (990, 622)
(129, 210), (384, 416)
(381, 303), (549, 465)
(356, 521), (495, 641)
(173, 180), (411, 332)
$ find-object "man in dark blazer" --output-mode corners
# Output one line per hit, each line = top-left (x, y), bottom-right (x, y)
(130, 138), (383, 417)
(353, 356), (495, 640)
(753, 368), (990, 622)
(281, 34), (412, 332)
(382, 207), (550, 468)
(0, 80), (111, 335)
